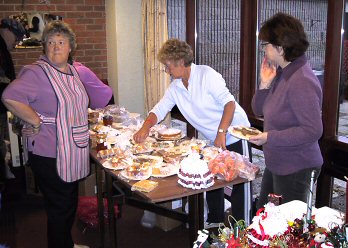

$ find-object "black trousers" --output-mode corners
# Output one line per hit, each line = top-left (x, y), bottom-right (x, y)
(256, 167), (321, 209)
(206, 140), (251, 223)
(29, 153), (78, 248)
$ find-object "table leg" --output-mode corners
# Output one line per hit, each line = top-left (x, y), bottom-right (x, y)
(188, 192), (204, 246)
(105, 173), (117, 248)
(346, 181), (348, 223)
(95, 162), (105, 248)
(198, 193), (204, 229)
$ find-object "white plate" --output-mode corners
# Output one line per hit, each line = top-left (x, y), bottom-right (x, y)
(151, 163), (180, 178)
(133, 154), (163, 166)
(228, 125), (261, 140)
(119, 168), (152, 181)
(179, 139), (207, 149)
(131, 143), (154, 155)
(151, 170), (178, 178)
(102, 158), (132, 170)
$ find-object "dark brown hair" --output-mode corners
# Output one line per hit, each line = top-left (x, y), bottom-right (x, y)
(259, 12), (309, 62)
(157, 38), (194, 66)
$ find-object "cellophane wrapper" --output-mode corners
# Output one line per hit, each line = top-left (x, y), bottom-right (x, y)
(208, 150), (259, 181)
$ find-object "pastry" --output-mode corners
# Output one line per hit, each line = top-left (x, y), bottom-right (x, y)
(157, 128), (182, 140)
(228, 125), (261, 140)
(131, 180), (158, 193)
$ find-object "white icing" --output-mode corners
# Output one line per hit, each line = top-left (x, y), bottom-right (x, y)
(180, 154), (208, 173)
(178, 154), (214, 189)
(158, 128), (181, 136)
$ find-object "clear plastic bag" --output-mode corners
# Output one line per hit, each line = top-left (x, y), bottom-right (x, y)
(208, 150), (239, 182)
(234, 152), (259, 181)
(208, 150), (259, 182)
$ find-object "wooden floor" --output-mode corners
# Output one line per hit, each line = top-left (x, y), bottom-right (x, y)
(0, 184), (191, 248)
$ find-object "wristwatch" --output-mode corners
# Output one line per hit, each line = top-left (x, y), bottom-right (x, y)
(218, 128), (227, 133)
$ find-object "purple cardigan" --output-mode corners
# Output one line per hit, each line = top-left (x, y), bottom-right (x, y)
(251, 55), (323, 175)
(2, 56), (112, 158)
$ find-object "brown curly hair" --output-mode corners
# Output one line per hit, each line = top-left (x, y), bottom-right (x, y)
(259, 12), (309, 62)
(157, 38), (194, 66)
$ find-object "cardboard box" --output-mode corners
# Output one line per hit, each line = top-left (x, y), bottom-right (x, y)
(78, 168), (105, 196)
(79, 173), (98, 196)
(156, 199), (183, 232)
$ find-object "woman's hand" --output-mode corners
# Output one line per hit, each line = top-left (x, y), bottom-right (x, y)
(133, 113), (157, 143)
(248, 132), (268, 146)
(21, 123), (41, 137)
(260, 57), (276, 89)
(214, 132), (227, 150)
(133, 126), (150, 143)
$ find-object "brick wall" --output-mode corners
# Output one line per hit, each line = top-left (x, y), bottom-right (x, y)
(0, 0), (107, 79)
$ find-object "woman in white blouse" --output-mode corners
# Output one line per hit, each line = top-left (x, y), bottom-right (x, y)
(134, 38), (250, 226)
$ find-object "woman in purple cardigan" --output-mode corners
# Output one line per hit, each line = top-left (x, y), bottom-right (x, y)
(249, 13), (323, 209)
(1, 21), (112, 248)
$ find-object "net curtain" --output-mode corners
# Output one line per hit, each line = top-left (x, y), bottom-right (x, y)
(142, 0), (171, 123)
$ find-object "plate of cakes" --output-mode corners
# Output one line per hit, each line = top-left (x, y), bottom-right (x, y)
(155, 128), (185, 141)
(151, 162), (180, 178)
(130, 137), (156, 154)
(102, 155), (133, 170)
(151, 140), (175, 150)
(131, 142), (154, 155)
(119, 163), (152, 181)
(228, 125), (262, 140)
(178, 138), (207, 153)
(155, 146), (188, 163)
(133, 154), (163, 167)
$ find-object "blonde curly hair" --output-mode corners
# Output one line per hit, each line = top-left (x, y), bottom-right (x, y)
(157, 38), (194, 66)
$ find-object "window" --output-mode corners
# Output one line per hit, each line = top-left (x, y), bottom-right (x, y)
(167, 0), (242, 101)
(167, 0), (186, 40)
(256, 1), (327, 89)
(196, 0), (241, 100)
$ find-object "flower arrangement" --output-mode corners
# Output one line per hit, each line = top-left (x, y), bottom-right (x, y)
(193, 171), (347, 247)
(193, 208), (347, 248)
